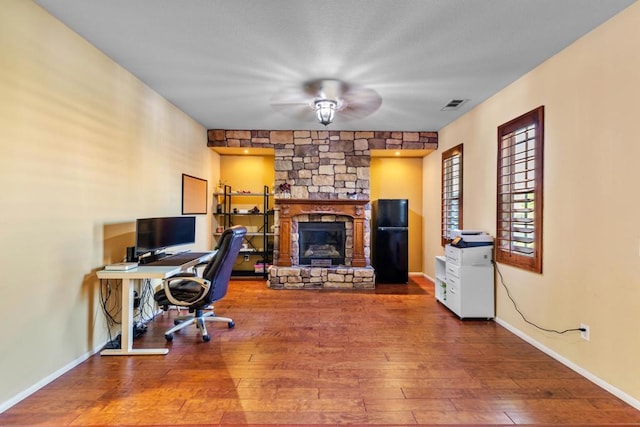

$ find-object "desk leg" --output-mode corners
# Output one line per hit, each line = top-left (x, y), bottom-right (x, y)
(100, 277), (168, 356)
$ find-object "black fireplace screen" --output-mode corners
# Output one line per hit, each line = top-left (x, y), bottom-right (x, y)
(298, 222), (346, 266)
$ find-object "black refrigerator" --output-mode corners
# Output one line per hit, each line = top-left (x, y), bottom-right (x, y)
(371, 199), (409, 284)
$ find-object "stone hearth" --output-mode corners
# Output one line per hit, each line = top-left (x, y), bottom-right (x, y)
(268, 266), (375, 290)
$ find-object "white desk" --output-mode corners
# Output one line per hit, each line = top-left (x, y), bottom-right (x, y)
(96, 252), (215, 356)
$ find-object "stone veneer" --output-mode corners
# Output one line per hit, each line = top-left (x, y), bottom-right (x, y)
(209, 129), (437, 200)
(208, 129), (438, 289)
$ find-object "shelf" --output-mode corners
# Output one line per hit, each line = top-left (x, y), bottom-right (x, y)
(213, 191), (273, 197)
(213, 232), (274, 237)
(214, 213), (264, 216)
(231, 270), (267, 277)
(214, 211), (274, 215)
(214, 184), (273, 279)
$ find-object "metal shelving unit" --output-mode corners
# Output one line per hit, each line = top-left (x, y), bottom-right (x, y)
(212, 185), (274, 278)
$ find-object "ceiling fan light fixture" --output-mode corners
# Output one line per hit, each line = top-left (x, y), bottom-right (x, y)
(271, 78), (380, 125)
(314, 99), (337, 126)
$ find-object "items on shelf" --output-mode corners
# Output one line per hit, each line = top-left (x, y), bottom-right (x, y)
(254, 262), (271, 273)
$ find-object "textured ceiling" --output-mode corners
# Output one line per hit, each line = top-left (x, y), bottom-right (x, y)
(35, 0), (635, 131)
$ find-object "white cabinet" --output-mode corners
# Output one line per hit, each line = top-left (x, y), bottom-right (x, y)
(434, 256), (447, 303)
(435, 245), (494, 319)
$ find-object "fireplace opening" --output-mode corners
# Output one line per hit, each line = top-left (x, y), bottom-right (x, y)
(298, 222), (346, 266)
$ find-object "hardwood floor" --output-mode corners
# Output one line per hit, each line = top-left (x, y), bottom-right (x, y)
(1, 276), (639, 426)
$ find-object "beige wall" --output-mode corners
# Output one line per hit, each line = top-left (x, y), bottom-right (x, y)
(423, 2), (640, 403)
(0, 0), (219, 408)
(371, 157), (423, 273)
(4, 0), (639, 412)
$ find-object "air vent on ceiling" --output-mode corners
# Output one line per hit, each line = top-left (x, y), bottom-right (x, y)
(441, 99), (468, 111)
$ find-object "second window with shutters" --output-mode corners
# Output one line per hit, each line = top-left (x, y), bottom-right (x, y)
(496, 106), (544, 273)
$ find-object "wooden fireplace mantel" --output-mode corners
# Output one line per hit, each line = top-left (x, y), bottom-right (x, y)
(274, 198), (369, 267)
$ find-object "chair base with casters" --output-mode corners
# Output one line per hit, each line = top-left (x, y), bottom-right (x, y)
(163, 307), (235, 342)
(153, 225), (247, 343)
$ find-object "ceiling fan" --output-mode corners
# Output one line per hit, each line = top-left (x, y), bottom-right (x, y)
(270, 78), (382, 126)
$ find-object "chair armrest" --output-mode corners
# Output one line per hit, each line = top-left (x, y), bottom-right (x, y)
(171, 272), (197, 278)
(162, 276), (211, 307)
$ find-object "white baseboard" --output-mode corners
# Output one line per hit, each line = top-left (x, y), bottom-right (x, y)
(420, 272), (434, 282)
(495, 317), (640, 411)
(0, 310), (165, 414)
(0, 342), (104, 414)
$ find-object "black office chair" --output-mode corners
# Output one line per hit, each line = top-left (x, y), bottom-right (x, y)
(154, 225), (246, 342)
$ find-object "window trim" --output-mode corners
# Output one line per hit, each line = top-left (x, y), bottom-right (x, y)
(441, 144), (463, 246)
(496, 106), (544, 273)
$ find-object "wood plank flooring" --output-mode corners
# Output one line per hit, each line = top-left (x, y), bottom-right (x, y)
(1, 276), (639, 426)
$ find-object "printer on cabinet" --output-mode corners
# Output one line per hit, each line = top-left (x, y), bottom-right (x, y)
(450, 229), (493, 247)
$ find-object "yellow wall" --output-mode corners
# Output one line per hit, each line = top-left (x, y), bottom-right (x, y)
(371, 157), (423, 273)
(423, 2), (640, 403)
(217, 155), (275, 271)
(220, 155), (276, 195)
(0, 0), (219, 408)
(218, 155), (423, 272)
(218, 154), (275, 213)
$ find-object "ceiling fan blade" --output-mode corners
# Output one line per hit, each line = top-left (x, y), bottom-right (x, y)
(270, 103), (313, 120)
(336, 86), (382, 120)
(309, 79), (346, 100)
(270, 87), (310, 107)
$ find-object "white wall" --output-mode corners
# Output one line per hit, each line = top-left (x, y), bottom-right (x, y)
(423, 2), (640, 403)
(0, 0), (218, 408)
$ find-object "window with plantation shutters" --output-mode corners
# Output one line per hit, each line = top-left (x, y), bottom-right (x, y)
(496, 106), (544, 273)
(441, 144), (463, 246)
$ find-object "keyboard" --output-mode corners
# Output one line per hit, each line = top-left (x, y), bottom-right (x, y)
(144, 252), (212, 266)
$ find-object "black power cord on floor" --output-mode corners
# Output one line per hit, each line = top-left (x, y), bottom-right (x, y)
(494, 261), (585, 335)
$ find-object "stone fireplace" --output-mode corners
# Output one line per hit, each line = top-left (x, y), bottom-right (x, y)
(207, 129), (438, 289)
(268, 198), (375, 289)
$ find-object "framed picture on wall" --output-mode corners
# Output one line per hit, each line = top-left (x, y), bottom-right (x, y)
(182, 174), (208, 214)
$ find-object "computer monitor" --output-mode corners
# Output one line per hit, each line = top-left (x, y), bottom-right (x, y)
(135, 216), (196, 256)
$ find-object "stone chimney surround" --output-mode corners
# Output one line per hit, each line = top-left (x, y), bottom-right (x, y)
(208, 129), (438, 288)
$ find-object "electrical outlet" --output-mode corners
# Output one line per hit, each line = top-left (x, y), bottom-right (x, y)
(580, 323), (590, 341)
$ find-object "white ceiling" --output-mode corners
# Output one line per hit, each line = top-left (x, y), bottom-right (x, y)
(35, 0), (635, 132)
